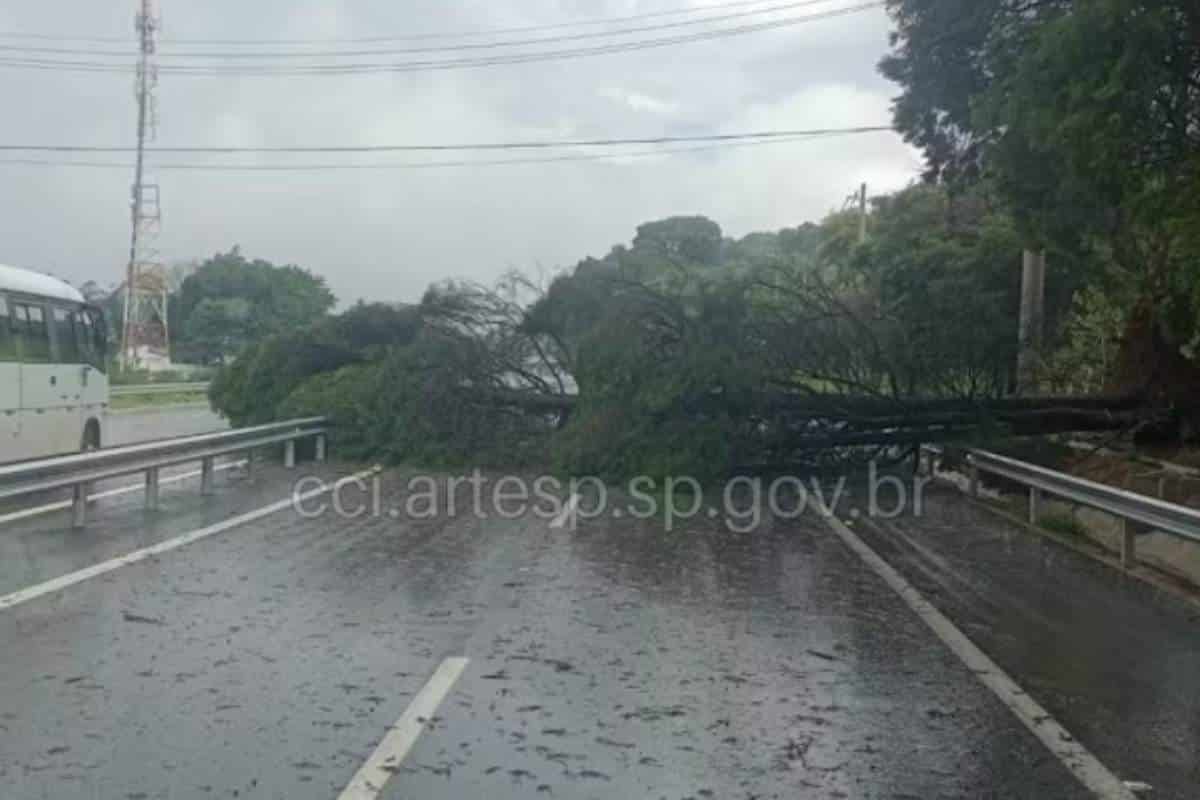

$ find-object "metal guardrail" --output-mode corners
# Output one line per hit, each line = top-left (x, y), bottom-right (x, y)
(0, 417), (328, 528)
(110, 382), (210, 397)
(924, 445), (1200, 568)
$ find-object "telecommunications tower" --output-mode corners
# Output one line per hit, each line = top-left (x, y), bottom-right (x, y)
(120, 0), (169, 368)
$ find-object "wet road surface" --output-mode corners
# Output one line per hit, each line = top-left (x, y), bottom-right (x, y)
(0, 467), (1193, 798)
(839, 480), (1200, 799)
(107, 405), (227, 447)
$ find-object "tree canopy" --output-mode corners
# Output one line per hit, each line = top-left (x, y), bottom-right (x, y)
(173, 247), (336, 364)
(881, 0), (1200, 405)
(212, 200), (1166, 479)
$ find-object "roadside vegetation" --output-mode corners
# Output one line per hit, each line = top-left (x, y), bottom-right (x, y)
(110, 389), (209, 412)
(208, 1), (1198, 480)
(109, 366), (216, 386)
(94, 246), (336, 370)
(1038, 512), (1090, 541)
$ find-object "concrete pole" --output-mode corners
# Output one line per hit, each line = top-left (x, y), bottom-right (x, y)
(1017, 249), (1046, 394)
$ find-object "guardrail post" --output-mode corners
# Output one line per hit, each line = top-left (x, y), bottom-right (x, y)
(72, 484), (87, 528)
(969, 460), (980, 499)
(245, 449), (255, 480)
(145, 467), (160, 511)
(314, 433), (326, 463)
(1028, 487), (1041, 525)
(1120, 518), (1137, 570)
(200, 457), (215, 496)
(284, 439), (296, 469)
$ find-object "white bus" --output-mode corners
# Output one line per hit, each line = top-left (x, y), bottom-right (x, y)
(0, 263), (109, 464)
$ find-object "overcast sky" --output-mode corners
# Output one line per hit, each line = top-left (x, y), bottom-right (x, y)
(0, 0), (921, 306)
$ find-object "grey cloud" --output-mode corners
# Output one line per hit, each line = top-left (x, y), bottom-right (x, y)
(0, 1), (917, 306)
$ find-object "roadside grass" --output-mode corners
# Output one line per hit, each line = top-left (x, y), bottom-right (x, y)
(1038, 511), (1090, 539)
(110, 391), (209, 411)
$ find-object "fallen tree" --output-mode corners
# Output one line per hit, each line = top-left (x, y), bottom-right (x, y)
(212, 210), (1186, 480)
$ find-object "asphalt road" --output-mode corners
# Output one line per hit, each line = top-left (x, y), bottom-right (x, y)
(843, 482), (1200, 799)
(0, 465), (1194, 798)
(106, 404), (228, 446)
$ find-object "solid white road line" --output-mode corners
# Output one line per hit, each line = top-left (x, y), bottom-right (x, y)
(549, 492), (581, 530)
(817, 511), (1138, 800)
(337, 657), (470, 800)
(0, 460), (246, 526)
(0, 467), (380, 614)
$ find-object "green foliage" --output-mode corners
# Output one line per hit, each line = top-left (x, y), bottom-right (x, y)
(174, 247), (336, 364)
(746, 186), (1036, 399)
(851, 186), (1025, 396)
(214, 204), (1151, 477)
(1042, 284), (1131, 395)
(277, 363), (382, 461)
(185, 297), (253, 363)
(552, 278), (761, 482)
(282, 333), (554, 468)
(1039, 512), (1089, 539)
(210, 302), (419, 427)
(631, 216), (724, 267)
(881, 0), (1200, 383)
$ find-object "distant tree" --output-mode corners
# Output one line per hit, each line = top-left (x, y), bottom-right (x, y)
(173, 247), (335, 364)
(631, 216), (724, 267)
(167, 260), (200, 292)
(184, 297), (254, 364)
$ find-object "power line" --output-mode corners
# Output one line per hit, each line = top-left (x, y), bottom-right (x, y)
(0, 0), (836, 46)
(0, 0), (846, 58)
(0, 126), (893, 155)
(0, 130), (888, 172)
(0, 4), (884, 76)
(167, 0), (819, 45)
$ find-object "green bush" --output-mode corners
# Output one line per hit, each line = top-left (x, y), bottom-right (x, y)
(210, 302), (419, 427)
(1039, 512), (1089, 539)
(280, 338), (553, 468)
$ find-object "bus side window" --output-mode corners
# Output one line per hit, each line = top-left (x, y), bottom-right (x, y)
(0, 296), (15, 363)
(52, 306), (81, 364)
(13, 303), (52, 363)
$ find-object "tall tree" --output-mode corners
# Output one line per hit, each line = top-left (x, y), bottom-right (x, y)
(881, 0), (1200, 411)
(174, 247), (336, 364)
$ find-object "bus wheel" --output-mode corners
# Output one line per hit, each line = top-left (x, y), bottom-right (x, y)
(81, 421), (101, 453)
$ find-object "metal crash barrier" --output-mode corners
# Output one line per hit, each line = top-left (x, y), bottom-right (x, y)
(924, 445), (1200, 569)
(0, 418), (328, 528)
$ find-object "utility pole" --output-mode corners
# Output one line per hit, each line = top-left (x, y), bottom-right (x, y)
(1016, 248), (1046, 394)
(857, 182), (868, 244)
(121, 0), (168, 369)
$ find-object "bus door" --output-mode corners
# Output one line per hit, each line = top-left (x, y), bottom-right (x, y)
(48, 305), (89, 442)
(0, 295), (20, 461)
(74, 307), (109, 418)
